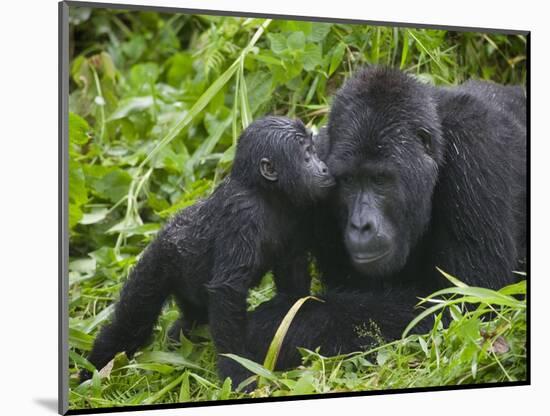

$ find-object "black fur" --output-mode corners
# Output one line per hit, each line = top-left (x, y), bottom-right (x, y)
(81, 116), (334, 386)
(247, 67), (526, 368)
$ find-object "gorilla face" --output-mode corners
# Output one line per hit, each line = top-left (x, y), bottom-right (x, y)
(234, 116), (335, 207)
(283, 128), (335, 203)
(328, 142), (437, 278)
(326, 67), (444, 279)
(334, 162), (402, 276)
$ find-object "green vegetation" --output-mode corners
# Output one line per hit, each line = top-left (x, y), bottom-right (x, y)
(67, 6), (527, 410)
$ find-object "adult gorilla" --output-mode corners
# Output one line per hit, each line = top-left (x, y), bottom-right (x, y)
(245, 66), (526, 368)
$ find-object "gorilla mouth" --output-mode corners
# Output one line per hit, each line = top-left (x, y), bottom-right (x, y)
(351, 250), (391, 264)
(318, 176), (336, 187)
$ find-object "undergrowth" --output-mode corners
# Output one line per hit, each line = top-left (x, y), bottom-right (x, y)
(67, 6), (527, 409)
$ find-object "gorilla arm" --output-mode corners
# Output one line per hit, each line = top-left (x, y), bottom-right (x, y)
(428, 90), (525, 289)
(245, 289), (434, 370)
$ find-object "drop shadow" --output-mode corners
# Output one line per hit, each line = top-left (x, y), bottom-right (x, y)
(34, 398), (58, 413)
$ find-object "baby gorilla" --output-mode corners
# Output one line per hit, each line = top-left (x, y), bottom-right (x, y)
(81, 116), (334, 386)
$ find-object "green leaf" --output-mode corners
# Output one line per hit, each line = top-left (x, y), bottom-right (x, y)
(436, 267), (469, 288)
(138, 57), (240, 170)
(303, 44), (323, 71)
(97, 52), (117, 81)
(69, 257), (96, 275)
(400, 30), (409, 69)
(108, 96), (154, 121)
(292, 372), (316, 395)
(268, 33), (287, 54)
(69, 160), (87, 206)
(458, 315), (480, 341)
(309, 23), (331, 42)
(222, 354), (277, 381)
(449, 304), (464, 321)
(88, 246), (118, 267)
(122, 35), (147, 61)
(142, 372), (187, 405)
(69, 327), (94, 351)
(246, 72), (273, 113)
(408, 30), (446, 73)
(82, 304), (115, 334)
(93, 169), (132, 203)
(177, 333), (194, 358)
(69, 112), (90, 145)
(471, 353), (478, 379)
(190, 116), (232, 168)
(498, 280), (526, 296)
(69, 350), (94, 372)
(418, 336), (429, 356)
(106, 222), (161, 237)
(283, 21), (312, 36)
(219, 144), (236, 164)
(69, 203), (83, 229)
(422, 286), (524, 308)
(68, 157), (87, 230)
(239, 61), (252, 129)
(403, 285), (524, 338)
(123, 363), (175, 375)
(166, 52), (193, 86)
(91, 369), (102, 395)
(287, 32), (306, 51)
(220, 377), (232, 399)
(376, 349), (391, 366)
(251, 54), (284, 66)
(179, 372), (190, 402)
(147, 193), (170, 212)
(129, 62), (160, 89)
(136, 351), (206, 372)
(329, 43), (346, 76)
(79, 207), (109, 225)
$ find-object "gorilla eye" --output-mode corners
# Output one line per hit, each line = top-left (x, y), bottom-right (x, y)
(340, 175), (354, 185)
(417, 128), (432, 153)
(372, 174), (386, 185)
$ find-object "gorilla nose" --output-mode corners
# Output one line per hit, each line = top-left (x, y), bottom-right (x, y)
(346, 221), (391, 265)
(349, 217), (376, 234)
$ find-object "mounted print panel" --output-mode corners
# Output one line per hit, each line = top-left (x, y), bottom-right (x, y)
(59, 1), (529, 414)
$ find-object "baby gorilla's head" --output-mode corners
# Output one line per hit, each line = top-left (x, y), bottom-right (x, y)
(232, 116), (335, 206)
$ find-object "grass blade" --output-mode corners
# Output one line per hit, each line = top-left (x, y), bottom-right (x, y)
(263, 296), (323, 372)
(436, 267), (468, 288)
(221, 354), (277, 381)
(136, 351), (207, 372)
(400, 29), (409, 69)
(239, 57), (252, 129)
(142, 373), (186, 405)
(419, 286), (524, 309)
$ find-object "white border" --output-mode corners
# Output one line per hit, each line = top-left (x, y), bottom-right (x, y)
(2, 1), (547, 415)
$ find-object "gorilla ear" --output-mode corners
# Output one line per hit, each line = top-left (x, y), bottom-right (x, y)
(417, 127), (432, 154)
(260, 158), (278, 182)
